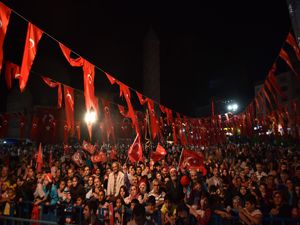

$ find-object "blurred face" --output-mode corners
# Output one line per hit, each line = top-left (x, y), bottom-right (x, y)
(76, 197), (83, 206)
(170, 170), (177, 180)
(200, 197), (208, 208)
(162, 168), (168, 176)
(259, 184), (266, 193)
(273, 193), (282, 206)
(88, 177), (94, 186)
(245, 201), (254, 212)
(136, 167), (142, 175)
(120, 187), (126, 198)
(67, 179), (72, 188)
(190, 171), (197, 182)
(27, 168), (34, 178)
(130, 186), (138, 196)
(233, 199), (240, 208)
(1, 167), (8, 177)
(68, 169), (74, 178)
(131, 176), (138, 186)
(240, 186), (247, 195)
(83, 205), (91, 220)
(72, 177), (78, 187)
(98, 191), (105, 202)
(84, 167), (90, 176)
(156, 173), (162, 181)
(256, 164), (262, 172)
(139, 183), (146, 194)
(112, 163), (118, 174)
(116, 198), (122, 208)
(94, 178), (101, 188)
(152, 181), (159, 193)
(59, 181), (66, 190)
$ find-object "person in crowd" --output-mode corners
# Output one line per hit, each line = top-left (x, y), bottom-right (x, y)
(175, 202), (197, 225)
(82, 201), (101, 225)
(107, 162), (124, 201)
(238, 195), (262, 225)
(148, 179), (165, 209)
(165, 167), (183, 205)
(145, 195), (162, 225)
(160, 193), (176, 225)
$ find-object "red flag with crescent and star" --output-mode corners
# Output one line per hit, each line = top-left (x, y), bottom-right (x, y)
(128, 134), (143, 163)
(91, 150), (107, 163)
(150, 143), (167, 162)
(0, 2), (11, 71)
(19, 23), (43, 92)
(82, 140), (95, 155)
(63, 85), (75, 136)
(179, 149), (207, 176)
(42, 76), (62, 108)
(4, 61), (19, 89)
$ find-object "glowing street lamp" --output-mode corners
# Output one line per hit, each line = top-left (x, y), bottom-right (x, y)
(85, 110), (97, 124)
(227, 103), (238, 112)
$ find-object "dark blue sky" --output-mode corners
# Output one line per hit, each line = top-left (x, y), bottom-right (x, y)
(1, 0), (291, 117)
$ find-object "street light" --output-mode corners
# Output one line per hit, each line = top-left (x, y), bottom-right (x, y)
(85, 110), (97, 124)
(227, 103), (238, 112)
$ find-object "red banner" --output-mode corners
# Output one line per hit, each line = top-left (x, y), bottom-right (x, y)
(0, 2), (11, 71)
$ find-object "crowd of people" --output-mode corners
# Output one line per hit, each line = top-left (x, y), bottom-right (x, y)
(0, 139), (300, 225)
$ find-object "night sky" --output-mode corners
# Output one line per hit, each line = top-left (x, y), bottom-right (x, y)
(1, 0), (291, 117)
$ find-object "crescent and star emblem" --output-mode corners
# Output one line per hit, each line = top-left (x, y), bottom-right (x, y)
(29, 38), (35, 49)
(0, 20), (2, 28)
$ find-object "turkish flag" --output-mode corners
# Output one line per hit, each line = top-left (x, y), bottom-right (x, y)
(30, 116), (39, 141)
(150, 143), (167, 162)
(19, 114), (26, 139)
(19, 23), (43, 92)
(64, 85), (75, 135)
(42, 76), (62, 108)
(75, 121), (81, 141)
(279, 48), (299, 78)
(286, 32), (300, 61)
(91, 151), (107, 163)
(36, 143), (43, 172)
(82, 140), (95, 155)
(128, 134), (143, 163)
(0, 2), (11, 71)
(5, 61), (19, 89)
(72, 151), (85, 167)
(179, 149), (206, 175)
(102, 99), (115, 143)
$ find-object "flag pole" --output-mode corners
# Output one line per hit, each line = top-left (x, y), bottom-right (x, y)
(177, 147), (184, 171)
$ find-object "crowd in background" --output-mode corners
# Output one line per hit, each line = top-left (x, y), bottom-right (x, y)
(0, 139), (300, 225)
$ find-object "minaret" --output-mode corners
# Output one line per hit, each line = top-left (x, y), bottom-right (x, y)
(143, 27), (160, 103)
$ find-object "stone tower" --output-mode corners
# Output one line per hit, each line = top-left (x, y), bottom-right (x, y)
(143, 27), (160, 103)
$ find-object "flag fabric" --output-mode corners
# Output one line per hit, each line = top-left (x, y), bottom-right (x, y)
(150, 143), (167, 162)
(63, 85), (75, 135)
(0, 3), (11, 71)
(42, 76), (62, 108)
(75, 121), (81, 141)
(4, 61), (20, 89)
(59, 43), (98, 140)
(286, 32), (300, 61)
(19, 114), (26, 139)
(91, 151), (107, 163)
(36, 143), (43, 172)
(72, 151), (85, 167)
(30, 116), (39, 141)
(128, 134), (143, 163)
(19, 23), (43, 92)
(179, 149), (207, 175)
(102, 99), (115, 143)
(82, 140), (95, 155)
(279, 48), (299, 78)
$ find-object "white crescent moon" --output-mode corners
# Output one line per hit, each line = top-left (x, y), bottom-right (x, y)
(0, 20), (2, 28)
(29, 38), (35, 49)
(15, 73), (21, 78)
(87, 74), (93, 84)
